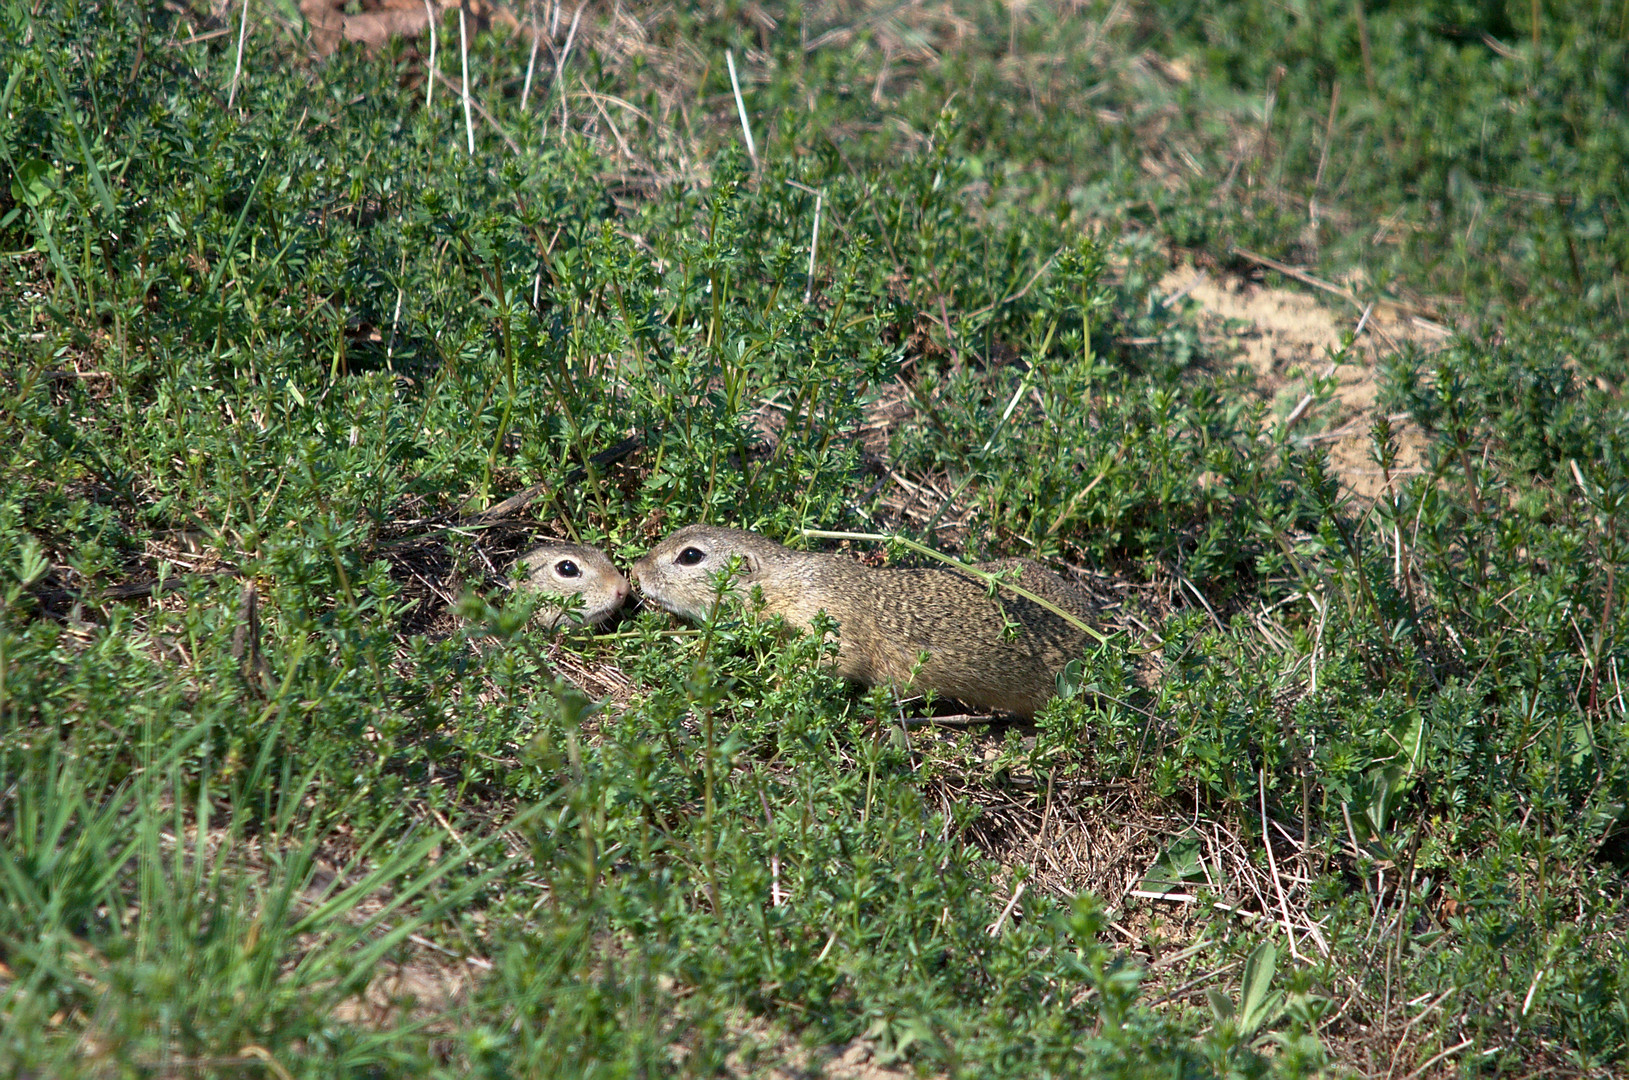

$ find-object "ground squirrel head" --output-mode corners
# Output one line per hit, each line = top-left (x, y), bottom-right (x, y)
(513, 541), (630, 629)
(630, 524), (790, 622)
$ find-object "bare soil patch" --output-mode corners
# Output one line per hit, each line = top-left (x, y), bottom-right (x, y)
(1163, 264), (1452, 499)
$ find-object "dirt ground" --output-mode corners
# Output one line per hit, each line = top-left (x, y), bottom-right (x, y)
(1163, 265), (1450, 500)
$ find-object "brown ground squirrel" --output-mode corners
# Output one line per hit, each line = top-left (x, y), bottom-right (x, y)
(630, 525), (1098, 716)
(513, 541), (630, 629)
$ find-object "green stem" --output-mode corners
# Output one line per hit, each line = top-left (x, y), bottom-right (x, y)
(801, 528), (1111, 643)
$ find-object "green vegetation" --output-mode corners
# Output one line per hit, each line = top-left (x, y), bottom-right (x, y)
(2, 0), (1626, 1074)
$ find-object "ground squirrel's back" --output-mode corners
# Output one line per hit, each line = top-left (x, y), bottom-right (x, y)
(631, 525), (1096, 716)
(513, 541), (630, 629)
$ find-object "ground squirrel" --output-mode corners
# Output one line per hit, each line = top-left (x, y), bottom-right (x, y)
(513, 541), (630, 629)
(630, 525), (1098, 716)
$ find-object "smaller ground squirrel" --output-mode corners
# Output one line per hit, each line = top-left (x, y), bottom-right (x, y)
(513, 541), (630, 629)
(630, 525), (1098, 716)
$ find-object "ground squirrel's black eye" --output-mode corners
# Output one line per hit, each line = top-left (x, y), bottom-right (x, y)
(676, 547), (706, 566)
(555, 559), (580, 578)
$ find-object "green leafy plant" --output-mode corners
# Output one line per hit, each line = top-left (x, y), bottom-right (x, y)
(2, 0), (1627, 1074)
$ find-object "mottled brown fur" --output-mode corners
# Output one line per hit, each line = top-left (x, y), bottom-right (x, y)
(631, 525), (1097, 716)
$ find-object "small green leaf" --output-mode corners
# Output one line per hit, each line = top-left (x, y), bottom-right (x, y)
(15, 533), (49, 588)
(10, 157), (53, 205)
(1139, 829), (1207, 894)
(1238, 940), (1284, 1035)
(1055, 658), (1086, 700)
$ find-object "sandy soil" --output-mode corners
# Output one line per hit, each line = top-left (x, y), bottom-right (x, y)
(1162, 265), (1451, 499)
